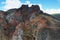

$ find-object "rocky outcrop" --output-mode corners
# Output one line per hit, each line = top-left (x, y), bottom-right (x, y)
(0, 5), (60, 40)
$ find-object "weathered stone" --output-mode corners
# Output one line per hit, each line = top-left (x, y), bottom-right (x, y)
(0, 5), (60, 40)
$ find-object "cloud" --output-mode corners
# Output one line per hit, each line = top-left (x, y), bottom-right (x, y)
(1, 0), (60, 14)
(2, 0), (42, 11)
(1, 0), (21, 11)
(22, 1), (32, 7)
(2, 0), (22, 11)
(44, 9), (60, 14)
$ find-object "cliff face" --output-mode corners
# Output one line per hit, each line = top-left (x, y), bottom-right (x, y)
(0, 5), (60, 40)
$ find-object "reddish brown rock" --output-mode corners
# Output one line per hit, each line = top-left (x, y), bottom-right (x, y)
(0, 5), (60, 40)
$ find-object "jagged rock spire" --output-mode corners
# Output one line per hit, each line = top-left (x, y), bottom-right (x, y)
(30, 5), (40, 12)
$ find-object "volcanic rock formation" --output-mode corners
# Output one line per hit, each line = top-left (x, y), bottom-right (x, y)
(0, 5), (60, 40)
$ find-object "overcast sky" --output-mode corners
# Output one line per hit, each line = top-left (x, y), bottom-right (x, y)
(0, 0), (60, 14)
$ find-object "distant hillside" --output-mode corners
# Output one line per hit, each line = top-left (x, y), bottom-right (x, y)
(52, 13), (60, 20)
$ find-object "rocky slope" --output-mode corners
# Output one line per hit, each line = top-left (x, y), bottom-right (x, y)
(0, 5), (60, 40)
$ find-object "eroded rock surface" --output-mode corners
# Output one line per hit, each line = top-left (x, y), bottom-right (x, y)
(0, 5), (60, 40)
